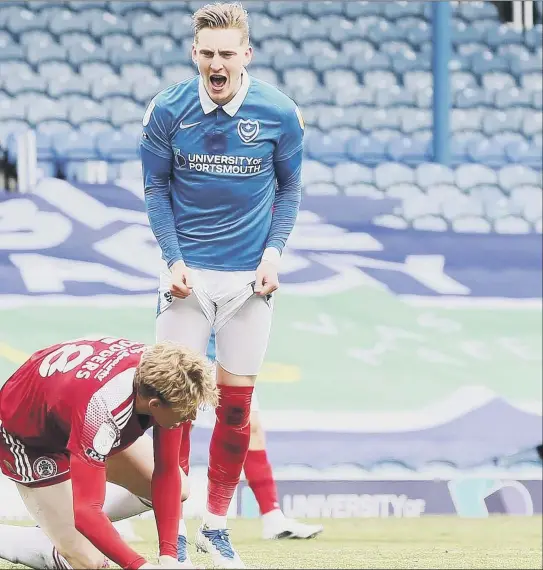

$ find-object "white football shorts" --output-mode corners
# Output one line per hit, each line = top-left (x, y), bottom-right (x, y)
(156, 262), (274, 377)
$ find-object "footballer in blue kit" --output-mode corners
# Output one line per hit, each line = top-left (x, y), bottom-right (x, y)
(140, 3), (307, 568)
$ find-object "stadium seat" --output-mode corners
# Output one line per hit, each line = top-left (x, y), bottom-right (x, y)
(532, 90), (543, 111)
(346, 136), (387, 166)
(304, 132), (349, 166)
(18, 29), (56, 48)
(521, 72), (543, 92)
(68, 42), (109, 68)
(470, 185), (508, 218)
(5, 8), (48, 35)
(3, 72), (47, 96)
(510, 185), (543, 223)
(96, 130), (139, 162)
(522, 110), (543, 138)
(68, 98), (109, 126)
(161, 64), (196, 86)
(304, 182), (340, 196)
(450, 71), (478, 91)
(66, 1), (108, 10)
(452, 216), (492, 233)
(0, 120), (31, 146)
(152, 0), (193, 16)
(167, 12), (195, 41)
(79, 61), (115, 82)
(482, 110), (523, 136)
(374, 86), (416, 108)
(457, 41), (489, 56)
(0, 98), (26, 122)
(441, 194), (485, 221)
(451, 20), (486, 46)
(301, 160), (333, 185)
(524, 24), (543, 51)
(361, 108), (402, 132)
(48, 9), (91, 35)
(312, 52), (351, 74)
(36, 120), (73, 136)
(401, 194), (441, 222)
(494, 87), (533, 109)
(374, 162), (415, 189)
(484, 24), (527, 49)
(26, 42), (68, 67)
(415, 163), (455, 188)
(51, 129), (97, 162)
(426, 184), (463, 204)
(411, 215), (449, 232)
(456, 1), (499, 21)
(498, 165), (542, 194)
(267, 1), (305, 18)
(493, 216), (532, 234)
(385, 182), (423, 202)
(372, 214), (409, 229)
(150, 45), (191, 70)
(130, 12), (169, 39)
(451, 108), (484, 133)
(141, 34), (175, 53)
(323, 69), (359, 90)
(251, 14), (290, 42)
(505, 139), (543, 170)
(90, 74), (132, 100)
(393, 51), (431, 74)
(454, 88), (492, 109)
(404, 70), (432, 91)
(79, 121), (115, 136)
(263, 38), (297, 58)
(317, 106), (362, 131)
(340, 39), (375, 59)
(473, 132), (528, 167)
(108, 99), (145, 128)
(58, 31), (95, 50)
(387, 138), (430, 166)
(106, 1), (150, 16)
(26, 97), (69, 126)
(109, 45), (150, 68)
(455, 163), (498, 191)
(344, 183), (383, 198)
(350, 53), (393, 74)
(307, 0), (344, 17)
(481, 72), (516, 92)
(372, 129), (403, 142)
(292, 88), (334, 107)
(47, 74), (91, 98)
(400, 109), (432, 135)
(130, 75), (163, 105)
(0, 43), (25, 63)
(333, 162), (373, 187)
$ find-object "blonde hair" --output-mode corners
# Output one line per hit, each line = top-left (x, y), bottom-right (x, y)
(193, 2), (250, 44)
(134, 342), (218, 416)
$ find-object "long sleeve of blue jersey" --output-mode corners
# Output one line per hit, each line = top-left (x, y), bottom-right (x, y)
(140, 100), (184, 268)
(268, 105), (304, 255)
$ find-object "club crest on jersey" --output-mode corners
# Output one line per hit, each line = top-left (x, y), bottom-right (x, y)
(33, 457), (58, 479)
(237, 119), (259, 144)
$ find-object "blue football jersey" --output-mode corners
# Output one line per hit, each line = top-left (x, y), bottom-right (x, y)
(140, 72), (304, 271)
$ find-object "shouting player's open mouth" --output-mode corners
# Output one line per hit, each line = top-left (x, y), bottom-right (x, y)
(209, 73), (227, 93)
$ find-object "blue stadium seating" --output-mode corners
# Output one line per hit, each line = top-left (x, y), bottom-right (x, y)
(0, 0), (541, 188)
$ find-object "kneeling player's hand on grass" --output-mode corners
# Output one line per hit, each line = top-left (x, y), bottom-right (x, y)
(254, 260), (279, 297)
(170, 261), (193, 299)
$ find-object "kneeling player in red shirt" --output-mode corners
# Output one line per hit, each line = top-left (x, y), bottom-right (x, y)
(0, 337), (217, 570)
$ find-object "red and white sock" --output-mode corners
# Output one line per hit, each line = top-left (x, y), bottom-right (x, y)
(205, 385), (254, 527)
(244, 449), (280, 515)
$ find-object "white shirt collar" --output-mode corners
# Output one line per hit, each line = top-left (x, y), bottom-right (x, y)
(198, 70), (251, 117)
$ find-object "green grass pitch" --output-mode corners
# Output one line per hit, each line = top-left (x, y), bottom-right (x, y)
(1, 517), (541, 569)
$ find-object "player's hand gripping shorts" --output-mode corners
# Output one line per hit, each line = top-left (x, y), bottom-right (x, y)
(156, 263), (274, 377)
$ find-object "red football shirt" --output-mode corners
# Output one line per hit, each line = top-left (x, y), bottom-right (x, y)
(0, 336), (182, 568)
